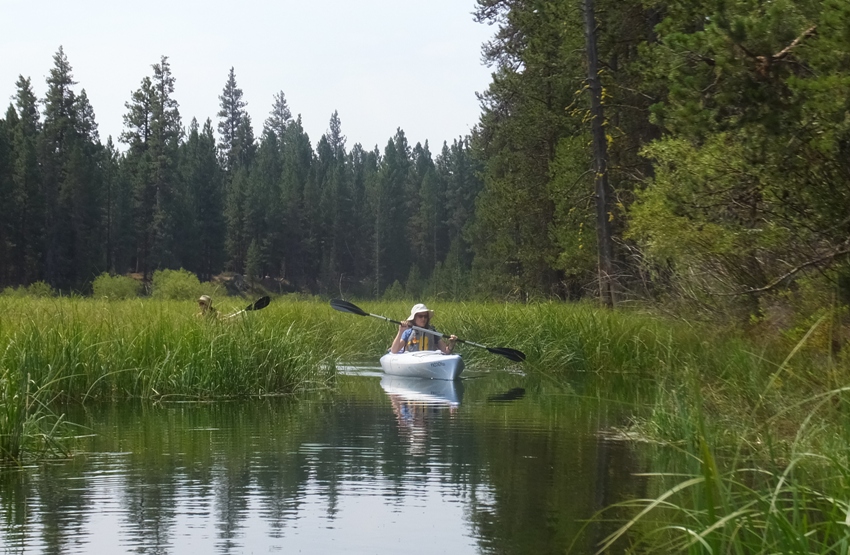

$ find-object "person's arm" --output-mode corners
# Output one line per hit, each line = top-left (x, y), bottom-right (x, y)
(391, 323), (411, 353)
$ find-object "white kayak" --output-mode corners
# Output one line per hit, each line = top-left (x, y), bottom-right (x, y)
(379, 350), (464, 380)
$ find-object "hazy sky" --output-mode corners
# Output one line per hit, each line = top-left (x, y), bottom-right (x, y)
(0, 0), (496, 151)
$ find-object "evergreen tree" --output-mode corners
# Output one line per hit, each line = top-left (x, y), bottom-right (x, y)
(39, 47), (78, 288)
(217, 68), (256, 272)
(217, 67), (248, 173)
(7, 77), (43, 285)
(409, 141), (439, 274)
(370, 129), (411, 294)
(148, 56), (182, 269)
(121, 75), (156, 277)
(177, 118), (225, 278)
(279, 115), (312, 289)
(120, 56), (182, 278)
(315, 111), (356, 292)
(0, 107), (14, 285)
(102, 136), (134, 274)
(264, 91), (292, 144)
(247, 119), (284, 278)
(65, 89), (105, 287)
(224, 165), (250, 273)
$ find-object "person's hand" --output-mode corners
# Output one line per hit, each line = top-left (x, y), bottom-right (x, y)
(398, 320), (412, 333)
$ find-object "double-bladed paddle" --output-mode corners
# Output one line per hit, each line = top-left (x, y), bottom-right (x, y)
(330, 298), (526, 362)
(226, 296), (271, 319)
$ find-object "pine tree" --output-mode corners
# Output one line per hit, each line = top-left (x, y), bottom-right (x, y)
(148, 55), (182, 269)
(178, 118), (225, 279)
(0, 107), (14, 285)
(65, 88), (105, 287)
(370, 129), (411, 294)
(121, 75), (155, 277)
(217, 67), (248, 173)
(40, 46), (83, 290)
(279, 115), (312, 289)
(8, 77), (43, 285)
(264, 91), (292, 144)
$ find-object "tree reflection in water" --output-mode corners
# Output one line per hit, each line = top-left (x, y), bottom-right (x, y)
(0, 372), (647, 554)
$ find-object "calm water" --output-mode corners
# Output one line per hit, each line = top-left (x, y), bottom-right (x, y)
(0, 367), (648, 554)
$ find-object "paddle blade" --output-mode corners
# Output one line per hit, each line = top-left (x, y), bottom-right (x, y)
(330, 298), (368, 317)
(488, 347), (527, 362)
(247, 296), (271, 311)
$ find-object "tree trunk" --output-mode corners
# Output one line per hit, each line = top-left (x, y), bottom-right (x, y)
(583, 0), (616, 307)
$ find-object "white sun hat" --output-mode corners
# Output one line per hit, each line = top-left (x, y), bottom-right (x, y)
(407, 303), (434, 321)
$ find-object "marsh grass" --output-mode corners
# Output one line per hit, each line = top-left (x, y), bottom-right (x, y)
(0, 296), (339, 462)
(586, 314), (850, 554)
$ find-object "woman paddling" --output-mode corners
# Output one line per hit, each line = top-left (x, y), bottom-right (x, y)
(390, 303), (457, 355)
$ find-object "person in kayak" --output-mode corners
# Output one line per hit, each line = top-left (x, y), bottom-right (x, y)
(197, 295), (220, 320)
(390, 303), (457, 354)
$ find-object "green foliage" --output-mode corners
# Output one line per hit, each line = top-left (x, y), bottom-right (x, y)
(92, 273), (141, 300)
(245, 239), (263, 283)
(1, 286), (26, 298)
(382, 280), (405, 301)
(151, 268), (206, 300)
(404, 265), (423, 298)
(26, 281), (56, 298)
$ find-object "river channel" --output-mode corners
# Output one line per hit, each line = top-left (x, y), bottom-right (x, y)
(0, 366), (651, 554)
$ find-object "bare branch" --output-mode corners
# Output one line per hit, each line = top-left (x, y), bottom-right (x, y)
(718, 244), (850, 296)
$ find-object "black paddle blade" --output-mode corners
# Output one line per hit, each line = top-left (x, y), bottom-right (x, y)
(330, 298), (368, 317)
(247, 296), (271, 311)
(488, 347), (527, 362)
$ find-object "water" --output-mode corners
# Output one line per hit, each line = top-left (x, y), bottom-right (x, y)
(0, 368), (647, 554)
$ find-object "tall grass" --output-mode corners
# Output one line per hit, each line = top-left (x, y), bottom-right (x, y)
(581, 313), (850, 554)
(0, 297), (337, 401)
(0, 296), (339, 462)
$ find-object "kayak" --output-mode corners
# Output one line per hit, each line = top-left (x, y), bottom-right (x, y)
(379, 350), (464, 380)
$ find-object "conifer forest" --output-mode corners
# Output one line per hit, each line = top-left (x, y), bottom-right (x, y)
(2, 0), (849, 321)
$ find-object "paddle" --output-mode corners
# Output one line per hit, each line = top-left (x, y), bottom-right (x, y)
(330, 298), (526, 362)
(226, 295), (271, 319)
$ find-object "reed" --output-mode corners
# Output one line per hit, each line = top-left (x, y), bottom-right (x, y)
(0, 297), (337, 401)
(0, 296), (340, 462)
(580, 312), (850, 554)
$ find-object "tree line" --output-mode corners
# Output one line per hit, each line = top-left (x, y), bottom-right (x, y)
(0, 49), (481, 298)
(3, 0), (850, 317)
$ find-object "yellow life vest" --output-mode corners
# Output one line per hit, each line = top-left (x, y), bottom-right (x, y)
(405, 329), (435, 352)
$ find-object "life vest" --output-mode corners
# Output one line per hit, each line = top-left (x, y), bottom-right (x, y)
(404, 329), (437, 352)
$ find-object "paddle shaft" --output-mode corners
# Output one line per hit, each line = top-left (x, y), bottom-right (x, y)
(226, 296), (271, 319)
(329, 298), (526, 362)
(361, 311), (494, 350)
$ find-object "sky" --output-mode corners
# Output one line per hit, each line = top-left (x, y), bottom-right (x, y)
(0, 0), (496, 152)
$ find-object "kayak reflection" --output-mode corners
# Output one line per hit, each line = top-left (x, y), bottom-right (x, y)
(380, 375), (464, 455)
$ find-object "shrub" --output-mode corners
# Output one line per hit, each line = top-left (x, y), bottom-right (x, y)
(1, 286), (26, 297)
(151, 268), (206, 300)
(92, 273), (141, 300)
(26, 281), (55, 298)
(382, 280), (405, 301)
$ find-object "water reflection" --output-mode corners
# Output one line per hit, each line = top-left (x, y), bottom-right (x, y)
(380, 375), (463, 456)
(0, 372), (646, 554)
